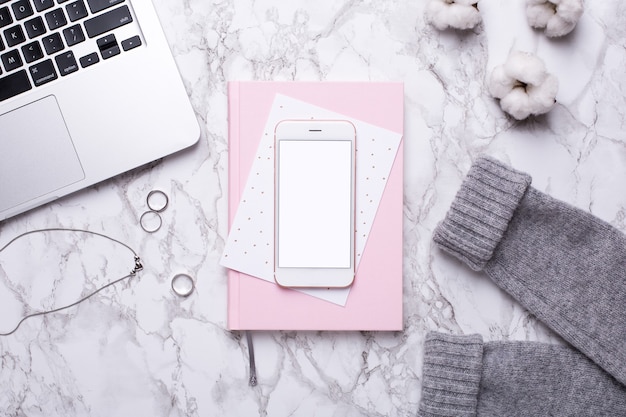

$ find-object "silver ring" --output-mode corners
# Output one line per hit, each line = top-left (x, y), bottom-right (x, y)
(140, 210), (163, 233)
(171, 273), (195, 297)
(146, 190), (169, 213)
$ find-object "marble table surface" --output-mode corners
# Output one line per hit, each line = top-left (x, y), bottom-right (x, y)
(2, 0), (626, 415)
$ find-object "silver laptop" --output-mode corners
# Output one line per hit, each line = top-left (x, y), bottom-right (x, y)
(0, 0), (200, 221)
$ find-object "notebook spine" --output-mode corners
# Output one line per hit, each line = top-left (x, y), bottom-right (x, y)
(226, 81), (241, 330)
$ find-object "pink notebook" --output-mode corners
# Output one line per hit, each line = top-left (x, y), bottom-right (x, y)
(227, 81), (404, 330)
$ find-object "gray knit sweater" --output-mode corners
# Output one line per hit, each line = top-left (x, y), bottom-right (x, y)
(418, 156), (626, 416)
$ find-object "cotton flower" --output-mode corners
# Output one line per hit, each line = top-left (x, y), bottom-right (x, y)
(488, 51), (558, 120)
(526, 0), (583, 37)
(426, 0), (481, 31)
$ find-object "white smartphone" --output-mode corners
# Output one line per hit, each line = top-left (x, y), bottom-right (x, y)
(274, 120), (357, 288)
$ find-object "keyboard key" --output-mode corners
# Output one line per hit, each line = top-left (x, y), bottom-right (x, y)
(1, 49), (22, 71)
(11, 0), (34, 20)
(101, 44), (119, 59)
(21, 40), (44, 62)
(55, 50), (78, 76)
(42, 32), (63, 54)
(0, 37), (4, 52)
(62, 24), (84, 46)
(97, 34), (119, 59)
(0, 6), (12, 29)
(87, 0), (124, 14)
(66, 0), (87, 22)
(33, 0), (54, 12)
(29, 58), (57, 86)
(84, 5), (132, 38)
(79, 51), (98, 67)
(24, 16), (46, 38)
(121, 35), (140, 51)
(45, 8), (67, 30)
(0, 69), (32, 101)
(4, 25), (26, 47)
(96, 33), (115, 49)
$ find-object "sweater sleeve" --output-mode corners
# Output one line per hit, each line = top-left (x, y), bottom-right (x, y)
(433, 156), (626, 386)
(418, 332), (626, 417)
(418, 332), (483, 416)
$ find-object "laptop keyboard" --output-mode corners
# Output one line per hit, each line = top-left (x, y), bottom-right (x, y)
(0, 0), (141, 102)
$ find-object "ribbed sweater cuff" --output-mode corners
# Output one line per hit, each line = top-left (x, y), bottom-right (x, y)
(418, 332), (484, 417)
(433, 156), (531, 271)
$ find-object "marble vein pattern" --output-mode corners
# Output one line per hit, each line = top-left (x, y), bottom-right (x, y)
(1, 0), (626, 415)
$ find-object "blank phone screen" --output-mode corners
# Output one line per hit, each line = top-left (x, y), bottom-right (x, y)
(277, 139), (353, 268)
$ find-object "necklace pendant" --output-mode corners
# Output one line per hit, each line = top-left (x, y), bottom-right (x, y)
(131, 256), (143, 275)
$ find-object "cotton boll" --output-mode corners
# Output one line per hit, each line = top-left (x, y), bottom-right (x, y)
(526, 3), (554, 28)
(527, 74), (558, 112)
(555, 0), (584, 22)
(488, 66), (516, 99)
(488, 51), (558, 120)
(525, 0), (583, 37)
(545, 14), (578, 37)
(500, 87), (534, 120)
(504, 51), (547, 86)
(445, 6), (481, 30)
(426, 1), (453, 31)
(426, 0), (481, 31)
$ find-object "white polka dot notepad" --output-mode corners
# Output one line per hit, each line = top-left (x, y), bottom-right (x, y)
(220, 94), (402, 306)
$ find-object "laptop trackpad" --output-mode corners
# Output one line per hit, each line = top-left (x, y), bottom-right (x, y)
(0, 96), (85, 213)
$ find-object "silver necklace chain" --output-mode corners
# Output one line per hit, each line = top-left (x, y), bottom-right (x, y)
(0, 228), (143, 336)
